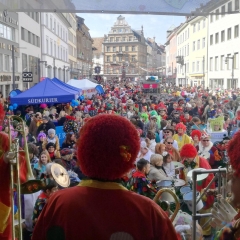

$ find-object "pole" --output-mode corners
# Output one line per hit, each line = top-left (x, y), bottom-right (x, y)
(53, 58), (55, 78)
(38, 58), (41, 83)
(203, 56), (205, 89)
(12, 45), (15, 90)
(64, 66), (66, 83)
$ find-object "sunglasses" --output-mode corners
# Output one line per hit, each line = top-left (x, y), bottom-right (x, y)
(166, 142), (173, 144)
(202, 140), (209, 142)
(163, 131), (170, 134)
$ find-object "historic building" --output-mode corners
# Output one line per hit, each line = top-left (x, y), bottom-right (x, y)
(76, 16), (93, 79)
(103, 15), (147, 80)
(92, 37), (104, 79)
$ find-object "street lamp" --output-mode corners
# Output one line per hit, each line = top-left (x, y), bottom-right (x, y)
(225, 55), (235, 89)
(176, 55), (186, 87)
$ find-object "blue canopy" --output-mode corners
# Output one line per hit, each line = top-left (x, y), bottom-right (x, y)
(52, 78), (82, 95)
(11, 78), (78, 105)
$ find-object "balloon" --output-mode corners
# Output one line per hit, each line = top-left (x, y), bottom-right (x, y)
(13, 103), (18, 109)
(9, 106), (13, 111)
(79, 95), (85, 101)
(71, 99), (75, 103)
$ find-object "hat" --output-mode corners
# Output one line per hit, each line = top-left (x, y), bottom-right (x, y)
(46, 142), (56, 150)
(180, 144), (197, 158)
(37, 132), (46, 141)
(228, 131), (240, 176)
(191, 130), (202, 140)
(60, 148), (73, 156)
(175, 123), (186, 131)
(151, 115), (157, 120)
(163, 127), (174, 135)
(48, 128), (56, 135)
(43, 116), (49, 121)
(77, 114), (140, 180)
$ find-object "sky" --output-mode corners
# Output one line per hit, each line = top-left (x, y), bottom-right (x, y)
(78, 14), (185, 45)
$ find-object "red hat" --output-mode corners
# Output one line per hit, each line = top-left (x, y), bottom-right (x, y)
(180, 144), (197, 158)
(228, 131), (240, 177)
(191, 130), (202, 140)
(175, 123), (186, 131)
(77, 114), (140, 180)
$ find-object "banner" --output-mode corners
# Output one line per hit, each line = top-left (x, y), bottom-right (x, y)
(142, 84), (158, 89)
(55, 126), (66, 147)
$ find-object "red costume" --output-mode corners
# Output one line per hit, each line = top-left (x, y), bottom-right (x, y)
(32, 114), (178, 240)
(0, 105), (28, 240)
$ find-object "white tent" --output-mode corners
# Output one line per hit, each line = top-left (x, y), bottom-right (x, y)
(67, 79), (98, 90)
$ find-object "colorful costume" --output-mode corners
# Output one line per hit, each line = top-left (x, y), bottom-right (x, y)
(32, 114), (178, 240)
(173, 123), (192, 150)
(179, 144), (215, 236)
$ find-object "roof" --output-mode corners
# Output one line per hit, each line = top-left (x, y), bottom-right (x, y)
(92, 37), (104, 54)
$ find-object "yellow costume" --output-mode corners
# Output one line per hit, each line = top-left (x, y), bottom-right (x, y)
(173, 134), (192, 150)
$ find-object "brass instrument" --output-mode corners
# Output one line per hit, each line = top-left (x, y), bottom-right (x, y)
(153, 188), (180, 222)
(7, 115), (42, 240)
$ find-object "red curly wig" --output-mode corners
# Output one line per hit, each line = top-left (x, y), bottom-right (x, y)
(191, 130), (202, 140)
(228, 131), (240, 177)
(175, 122), (186, 131)
(77, 114), (140, 180)
(180, 144), (197, 158)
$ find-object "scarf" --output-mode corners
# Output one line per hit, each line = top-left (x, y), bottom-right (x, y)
(47, 136), (56, 144)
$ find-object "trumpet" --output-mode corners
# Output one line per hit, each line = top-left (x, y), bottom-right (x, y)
(7, 115), (42, 240)
(153, 188), (180, 222)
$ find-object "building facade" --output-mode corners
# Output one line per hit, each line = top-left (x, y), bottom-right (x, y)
(207, 0), (240, 89)
(103, 15), (147, 81)
(76, 16), (93, 79)
(40, 12), (70, 82)
(63, 13), (78, 79)
(18, 12), (41, 89)
(0, 10), (20, 97)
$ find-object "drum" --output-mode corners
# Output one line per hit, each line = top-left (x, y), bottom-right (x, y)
(183, 191), (204, 212)
(156, 180), (175, 202)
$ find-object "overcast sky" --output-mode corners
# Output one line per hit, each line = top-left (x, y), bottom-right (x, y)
(78, 14), (185, 45)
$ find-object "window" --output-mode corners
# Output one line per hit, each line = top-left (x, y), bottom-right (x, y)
(236, 0), (240, 10)
(235, 25), (239, 38)
(54, 42), (56, 57)
(50, 17), (52, 31)
(113, 55), (116, 61)
(54, 20), (56, 33)
(119, 46), (122, 51)
(116, 37), (120, 42)
(132, 46), (136, 51)
(202, 38), (205, 48)
(125, 46), (128, 51)
(187, 44), (189, 55)
(210, 14), (213, 23)
(21, 27), (25, 41)
(197, 61), (200, 72)
(45, 13), (48, 27)
(22, 53), (27, 72)
(46, 38), (48, 54)
(4, 55), (9, 71)
(193, 24), (196, 32)
(222, 5), (225, 16)
(129, 37), (132, 41)
(210, 35), (213, 45)
(215, 33), (219, 44)
(106, 46), (110, 52)
(228, 1), (232, 12)
(122, 37), (126, 41)
(197, 40), (200, 50)
(50, 41), (53, 56)
(198, 22), (200, 31)
(110, 37), (114, 42)
(203, 19), (206, 28)
(113, 46), (116, 52)
(193, 41), (195, 51)
(0, 54), (2, 71)
(215, 57), (218, 70)
(216, 9), (219, 20)
(57, 24), (59, 36)
(221, 55), (225, 70)
(28, 31), (31, 43)
(119, 56), (122, 62)
(221, 30), (225, 42)
(228, 28), (232, 40)
(131, 55), (136, 62)
(227, 54), (231, 69)
(107, 56), (110, 62)
(210, 57), (213, 71)
(234, 53), (239, 69)
(192, 62), (195, 72)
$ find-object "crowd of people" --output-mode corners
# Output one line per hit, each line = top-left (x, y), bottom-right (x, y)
(1, 81), (240, 240)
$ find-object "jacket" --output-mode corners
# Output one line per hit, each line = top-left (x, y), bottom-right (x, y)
(148, 165), (172, 182)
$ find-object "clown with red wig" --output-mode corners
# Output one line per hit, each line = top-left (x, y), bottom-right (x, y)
(179, 144), (215, 236)
(32, 115), (178, 240)
(173, 123), (192, 150)
(191, 129), (202, 148)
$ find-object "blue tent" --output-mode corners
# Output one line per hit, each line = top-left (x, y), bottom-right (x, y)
(52, 78), (82, 95)
(11, 78), (78, 105)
